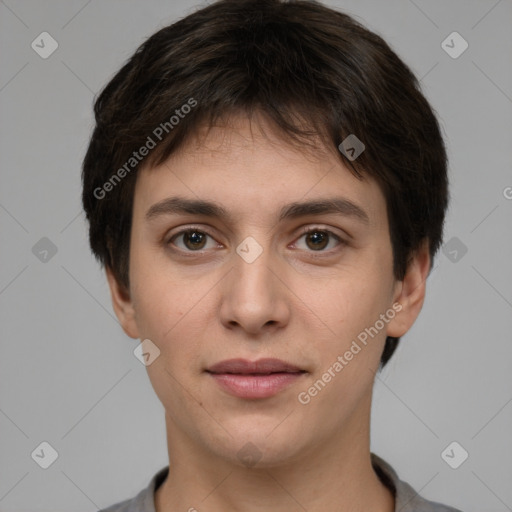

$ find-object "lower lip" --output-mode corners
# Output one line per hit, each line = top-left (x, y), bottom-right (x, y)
(207, 372), (305, 399)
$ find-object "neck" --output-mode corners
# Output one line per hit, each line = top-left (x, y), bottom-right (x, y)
(155, 396), (394, 512)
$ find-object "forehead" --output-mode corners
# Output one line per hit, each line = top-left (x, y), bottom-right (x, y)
(133, 113), (386, 229)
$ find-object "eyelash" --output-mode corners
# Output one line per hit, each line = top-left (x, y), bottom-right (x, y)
(165, 225), (346, 256)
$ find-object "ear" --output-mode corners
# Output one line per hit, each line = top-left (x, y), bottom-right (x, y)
(386, 239), (431, 338)
(105, 267), (140, 339)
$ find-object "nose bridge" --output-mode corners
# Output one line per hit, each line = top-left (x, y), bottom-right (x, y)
(220, 233), (290, 332)
(232, 234), (277, 300)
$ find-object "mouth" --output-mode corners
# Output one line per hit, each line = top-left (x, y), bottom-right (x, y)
(206, 358), (306, 374)
(205, 358), (307, 399)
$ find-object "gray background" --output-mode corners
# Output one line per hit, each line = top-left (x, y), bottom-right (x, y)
(0, 0), (511, 510)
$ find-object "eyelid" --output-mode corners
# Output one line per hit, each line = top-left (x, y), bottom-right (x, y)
(296, 224), (346, 239)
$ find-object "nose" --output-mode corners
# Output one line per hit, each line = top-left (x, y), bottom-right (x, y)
(219, 239), (291, 336)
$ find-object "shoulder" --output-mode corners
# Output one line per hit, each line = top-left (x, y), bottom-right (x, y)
(98, 489), (148, 512)
(97, 466), (169, 512)
(371, 453), (464, 512)
(395, 478), (464, 512)
(99, 496), (138, 512)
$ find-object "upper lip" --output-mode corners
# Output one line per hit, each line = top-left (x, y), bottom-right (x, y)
(206, 358), (305, 374)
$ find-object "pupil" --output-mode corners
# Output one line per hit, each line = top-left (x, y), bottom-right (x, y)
(186, 231), (205, 249)
(308, 231), (327, 250)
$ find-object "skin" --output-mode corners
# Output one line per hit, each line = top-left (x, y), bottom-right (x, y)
(106, 112), (430, 512)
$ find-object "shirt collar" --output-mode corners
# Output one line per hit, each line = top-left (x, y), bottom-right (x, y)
(133, 452), (459, 512)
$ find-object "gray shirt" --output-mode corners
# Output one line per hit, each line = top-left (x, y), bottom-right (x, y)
(99, 453), (463, 512)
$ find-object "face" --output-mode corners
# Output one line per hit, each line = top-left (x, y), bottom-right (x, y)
(107, 113), (429, 468)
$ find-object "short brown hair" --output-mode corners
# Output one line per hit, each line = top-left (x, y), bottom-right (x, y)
(82, 0), (449, 368)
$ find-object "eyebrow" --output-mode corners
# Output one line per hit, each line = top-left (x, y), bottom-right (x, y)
(145, 196), (370, 225)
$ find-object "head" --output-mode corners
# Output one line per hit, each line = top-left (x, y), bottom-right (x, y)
(82, 0), (448, 466)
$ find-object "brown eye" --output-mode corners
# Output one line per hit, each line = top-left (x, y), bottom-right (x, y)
(305, 230), (329, 251)
(294, 228), (344, 253)
(183, 230), (207, 250)
(168, 229), (216, 251)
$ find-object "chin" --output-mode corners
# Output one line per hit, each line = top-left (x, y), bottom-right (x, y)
(210, 424), (310, 469)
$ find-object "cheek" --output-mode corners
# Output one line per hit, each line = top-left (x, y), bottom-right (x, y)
(136, 285), (197, 353)
(297, 277), (391, 418)
(301, 273), (392, 405)
(130, 241), (187, 334)
(308, 269), (391, 342)
(132, 276), (207, 410)
(130, 261), (212, 374)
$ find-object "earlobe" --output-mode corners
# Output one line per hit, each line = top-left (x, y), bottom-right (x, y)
(105, 267), (140, 339)
(386, 240), (431, 338)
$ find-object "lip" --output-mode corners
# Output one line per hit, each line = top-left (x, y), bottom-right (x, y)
(206, 358), (306, 399)
(207, 358), (304, 374)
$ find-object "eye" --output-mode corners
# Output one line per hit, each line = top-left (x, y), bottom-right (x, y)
(166, 225), (346, 255)
(293, 227), (345, 252)
(167, 227), (219, 252)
